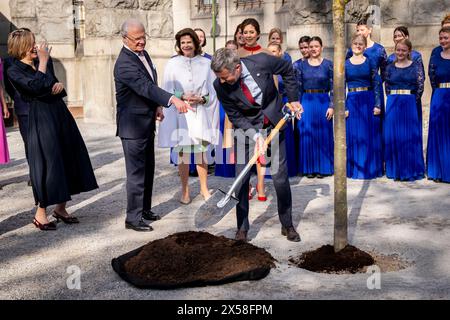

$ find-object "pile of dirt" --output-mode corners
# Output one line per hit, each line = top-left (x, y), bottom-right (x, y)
(112, 231), (276, 289)
(290, 244), (375, 274)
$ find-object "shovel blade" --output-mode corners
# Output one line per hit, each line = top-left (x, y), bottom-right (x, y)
(194, 189), (239, 229)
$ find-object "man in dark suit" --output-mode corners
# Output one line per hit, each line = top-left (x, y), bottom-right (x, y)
(114, 19), (191, 232)
(211, 48), (303, 242)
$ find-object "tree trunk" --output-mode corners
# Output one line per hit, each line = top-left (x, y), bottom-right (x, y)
(332, 0), (349, 252)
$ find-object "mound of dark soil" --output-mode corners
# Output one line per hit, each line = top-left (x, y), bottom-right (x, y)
(112, 231), (275, 289)
(290, 244), (375, 274)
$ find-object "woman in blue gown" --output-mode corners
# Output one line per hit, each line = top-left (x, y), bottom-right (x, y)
(383, 39), (425, 181)
(387, 26), (425, 126)
(268, 42), (298, 177)
(268, 28), (292, 64)
(430, 15), (450, 62)
(347, 19), (387, 115)
(345, 34), (383, 179)
(294, 36), (334, 177)
(426, 27), (450, 183)
(214, 40), (237, 178)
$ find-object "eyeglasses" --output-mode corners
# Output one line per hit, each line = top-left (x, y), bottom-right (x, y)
(123, 33), (150, 42)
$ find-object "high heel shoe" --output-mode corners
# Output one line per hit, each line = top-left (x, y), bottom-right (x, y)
(33, 218), (57, 231)
(256, 185), (267, 202)
(52, 211), (79, 224)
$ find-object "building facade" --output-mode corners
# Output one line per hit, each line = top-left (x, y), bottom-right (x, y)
(0, 0), (448, 123)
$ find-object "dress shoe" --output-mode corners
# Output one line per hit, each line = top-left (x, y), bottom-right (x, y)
(125, 219), (153, 232)
(142, 210), (161, 221)
(235, 229), (248, 242)
(53, 211), (79, 224)
(306, 174), (315, 178)
(281, 226), (301, 242)
(33, 218), (57, 231)
(256, 185), (267, 202)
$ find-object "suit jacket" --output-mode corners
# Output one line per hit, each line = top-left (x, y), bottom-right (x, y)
(114, 47), (172, 139)
(213, 53), (298, 131)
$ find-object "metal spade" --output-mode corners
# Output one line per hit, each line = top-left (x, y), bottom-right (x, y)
(195, 103), (300, 229)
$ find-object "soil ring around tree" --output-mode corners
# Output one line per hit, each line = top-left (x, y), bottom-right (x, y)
(289, 245), (411, 274)
(111, 231), (276, 289)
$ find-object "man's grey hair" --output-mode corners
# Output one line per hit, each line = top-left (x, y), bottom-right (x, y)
(120, 18), (145, 38)
(211, 48), (241, 73)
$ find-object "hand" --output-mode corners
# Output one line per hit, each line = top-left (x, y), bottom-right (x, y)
(345, 110), (349, 118)
(171, 96), (194, 114)
(373, 107), (381, 116)
(51, 82), (64, 95)
(326, 108), (334, 120)
(3, 108), (9, 119)
(183, 93), (203, 105)
(288, 101), (303, 119)
(36, 41), (51, 63)
(156, 106), (164, 122)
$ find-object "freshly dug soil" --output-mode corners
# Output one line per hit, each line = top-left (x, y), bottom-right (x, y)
(290, 244), (375, 274)
(112, 231), (276, 289)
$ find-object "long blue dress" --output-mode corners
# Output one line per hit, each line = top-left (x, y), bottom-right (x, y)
(214, 103), (236, 177)
(384, 62), (425, 181)
(347, 43), (387, 113)
(426, 52), (450, 182)
(278, 74), (298, 177)
(345, 58), (383, 179)
(294, 59), (334, 175)
(387, 50), (425, 125)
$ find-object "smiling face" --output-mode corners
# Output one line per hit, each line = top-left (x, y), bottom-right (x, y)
(180, 34), (195, 58)
(269, 32), (281, 45)
(268, 44), (282, 58)
(243, 24), (259, 47)
(123, 24), (146, 53)
(195, 29), (205, 47)
(351, 38), (366, 55)
(308, 40), (322, 58)
(299, 41), (310, 59)
(439, 31), (450, 50)
(395, 42), (411, 62)
(393, 30), (408, 45)
(356, 25), (372, 39)
(216, 64), (242, 85)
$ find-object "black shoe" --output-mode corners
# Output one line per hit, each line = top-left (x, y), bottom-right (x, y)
(125, 219), (153, 232)
(306, 174), (315, 178)
(316, 174), (324, 179)
(281, 226), (301, 242)
(142, 210), (161, 221)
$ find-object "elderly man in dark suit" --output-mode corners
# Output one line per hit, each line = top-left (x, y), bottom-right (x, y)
(114, 19), (191, 232)
(211, 48), (303, 242)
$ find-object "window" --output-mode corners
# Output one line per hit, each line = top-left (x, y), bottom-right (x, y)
(196, 0), (217, 14)
(234, 0), (263, 10)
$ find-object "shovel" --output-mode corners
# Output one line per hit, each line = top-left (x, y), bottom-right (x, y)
(194, 103), (300, 229)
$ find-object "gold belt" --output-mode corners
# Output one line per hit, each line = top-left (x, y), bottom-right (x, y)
(390, 89), (412, 95)
(438, 83), (450, 89)
(348, 87), (370, 92)
(305, 89), (328, 93)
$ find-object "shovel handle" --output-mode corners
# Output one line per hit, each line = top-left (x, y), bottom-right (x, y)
(248, 114), (289, 166)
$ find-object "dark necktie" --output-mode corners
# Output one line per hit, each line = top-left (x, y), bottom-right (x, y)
(240, 78), (269, 126)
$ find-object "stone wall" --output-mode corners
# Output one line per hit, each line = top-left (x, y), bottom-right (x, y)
(1, 0), (448, 123)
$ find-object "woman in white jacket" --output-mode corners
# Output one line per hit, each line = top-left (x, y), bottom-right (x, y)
(158, 28), (219, 204)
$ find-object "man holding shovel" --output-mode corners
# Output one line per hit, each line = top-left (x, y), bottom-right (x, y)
(211, 48), (302, 242)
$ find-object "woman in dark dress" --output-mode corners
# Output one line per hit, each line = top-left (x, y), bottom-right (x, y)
(7, 29), (98, 230)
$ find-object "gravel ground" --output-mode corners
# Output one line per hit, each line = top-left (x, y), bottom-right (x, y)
(0, 120), (449, 300)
